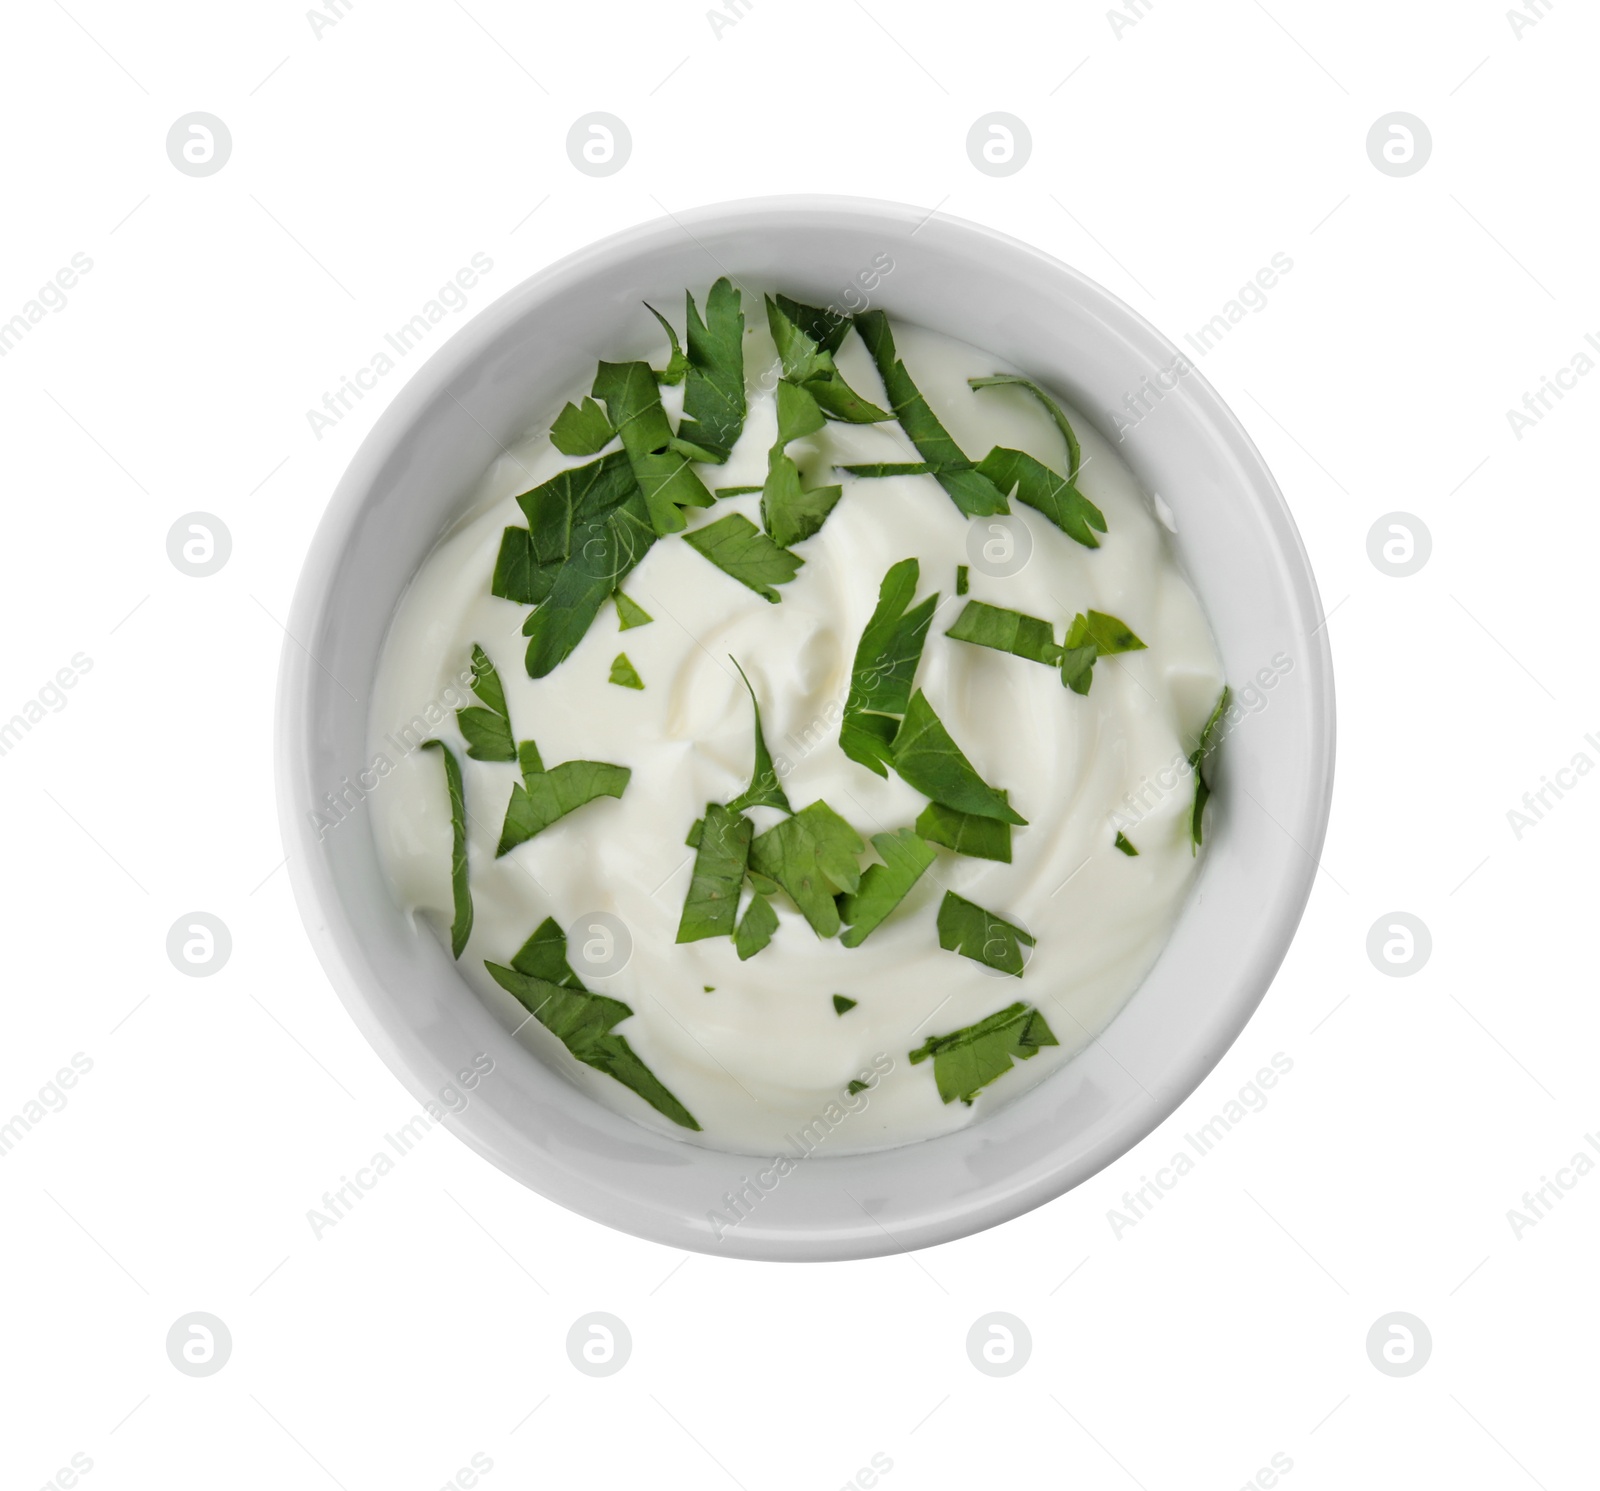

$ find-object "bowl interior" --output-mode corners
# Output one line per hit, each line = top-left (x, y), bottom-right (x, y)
(278, 197), (1334, 1261)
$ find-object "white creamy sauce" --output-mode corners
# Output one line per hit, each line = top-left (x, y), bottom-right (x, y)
(367, 314), (1224, 1156)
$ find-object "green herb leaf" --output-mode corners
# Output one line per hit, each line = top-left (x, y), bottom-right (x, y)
(645, 303), (688, 385)
(734, 890), (779, 961)
(975, 446), (1106, 549)
(676, 802), (752, 943)
(1060, 611), (1146, 695)
(847, 1078), (869, 1094)
(893, 691), (1026, 824)
(714, 485), (764, 497)
(677, 278), (746, 462)
(773, 293), (851, 353)
(1115, 830), (1139, 856)
(774, 377), (827, 446)
(969, 373), (1084, 484)
(491, 527), (539, 604)
(761, 459), (843, 548)
(748, 801), (864, 938)
(726, 659), (792, 814)
(614, 591), (653, 629)
(682, 512), (803, 603)
(592, 359), (715, 536)
(608, 652), (644, 690)
(914, 801), (1012, 862)
(854, 310), (1010, 516)
(420, 740), (472, 959)
(837, 828), (936, 948)
(935, 892), (1035, 978)
(946, 600), (1062, 667)
(765, 296), (890, 425)
(832, 994), (858, 1015)
(685, 817), (704, 848)
(487, 919), (699, 1130)
(837, 462), (942, 477)
(839, 558), (938, 776)
(496, 744), (631, 856)
(550, 395), (617, 456)
(1189, 686), (1229, 848)
(456, 644), (518, 762)
(909, 999), (1057, 1104)
(514, 452), (658, 677)
(956, 564), (969, 596)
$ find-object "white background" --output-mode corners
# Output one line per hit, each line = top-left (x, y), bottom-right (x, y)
(2, 1), (1594, 1487)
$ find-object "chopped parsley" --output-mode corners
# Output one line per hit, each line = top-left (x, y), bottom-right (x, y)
(613, 591), (654, 630)
(676, 802), (752, 943)
(914, 801), (1012, 863)
(909, 1001), (1058, 1105)
(945, 600), (1062, 667)
(456, 644), (517, 762)
(682, 512), (803, 603)
(496, 740), (630, 856)
(1060, 610), (1146, 695)
(608, 653), (644, 690)
(1190, 686), (1229, 848)
(1115, 830), (1139, 856)
(726, 659), (792, 814)
(935, 891), (1034, 977)
(840, 558), (938, 776)
(892, 691), (1026, 825)
(734, 890), (779, 961)
(420, 739), (472, 959)
(486, 918), (699, 1129)
(837, 828), (936, 948)
(832, 995), (858, 1015)
(748, 801), (864, 938)
(677, 278), (746, 462)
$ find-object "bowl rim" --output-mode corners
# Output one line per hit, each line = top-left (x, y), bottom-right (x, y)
(276, 193), (1336, 1260)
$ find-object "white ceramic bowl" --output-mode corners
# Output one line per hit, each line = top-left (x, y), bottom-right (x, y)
(276, 196), (1335, 1262)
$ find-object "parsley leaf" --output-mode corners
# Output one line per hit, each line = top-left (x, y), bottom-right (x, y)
(914, 801), (1012, 862)
(645, 303), (688, 385)
(682, 512), (803, 603)
(840, 558), (938, 776)
(608, 653), (644, 690)
(1189, 686), (1229, 848)
(715, 485), (763, 497)
(726, 659), (792, 814)
(1115, 830), (1139, 856)
(833, 994), (857, 1015)
(893, 692), (1026, 824)
(420, 740), (472, 959)
(734, 890), (778, 961)
(773, 292), (851, 353)
(496, 740), (631, 856)
(854, 310), (1010, 517)
(935, 892), (1035, 977)
(614, 591), (653, 629)
(765, 295), (890, 425)
(748, 801), (864, 938)
(975, 445), (1106, 550)
(592, 359), (715, 536)
(956, 565), (969, 596)
(456, 644), (517, 762)
(946, 600), (1062, 667)
(550, 396), (616, 456)
(1060, 610), (1146, 696)
(838, 828), (936, 948)
(838, 462), (942, 477)
(761, 381), (844, 547)
(512, 452), (658, 677)
(677, 278), (746, 462)
(909, 1000), (1058, 1104)
(969, 373), (1084, 484)
(487, 918), (699, 1130)
(676, 802), (752, 943)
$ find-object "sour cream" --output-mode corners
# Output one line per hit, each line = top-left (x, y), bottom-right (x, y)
(367, 314), (1225, 1155)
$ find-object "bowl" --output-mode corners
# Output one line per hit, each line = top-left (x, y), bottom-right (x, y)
(276, 195), (1335, 1262)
